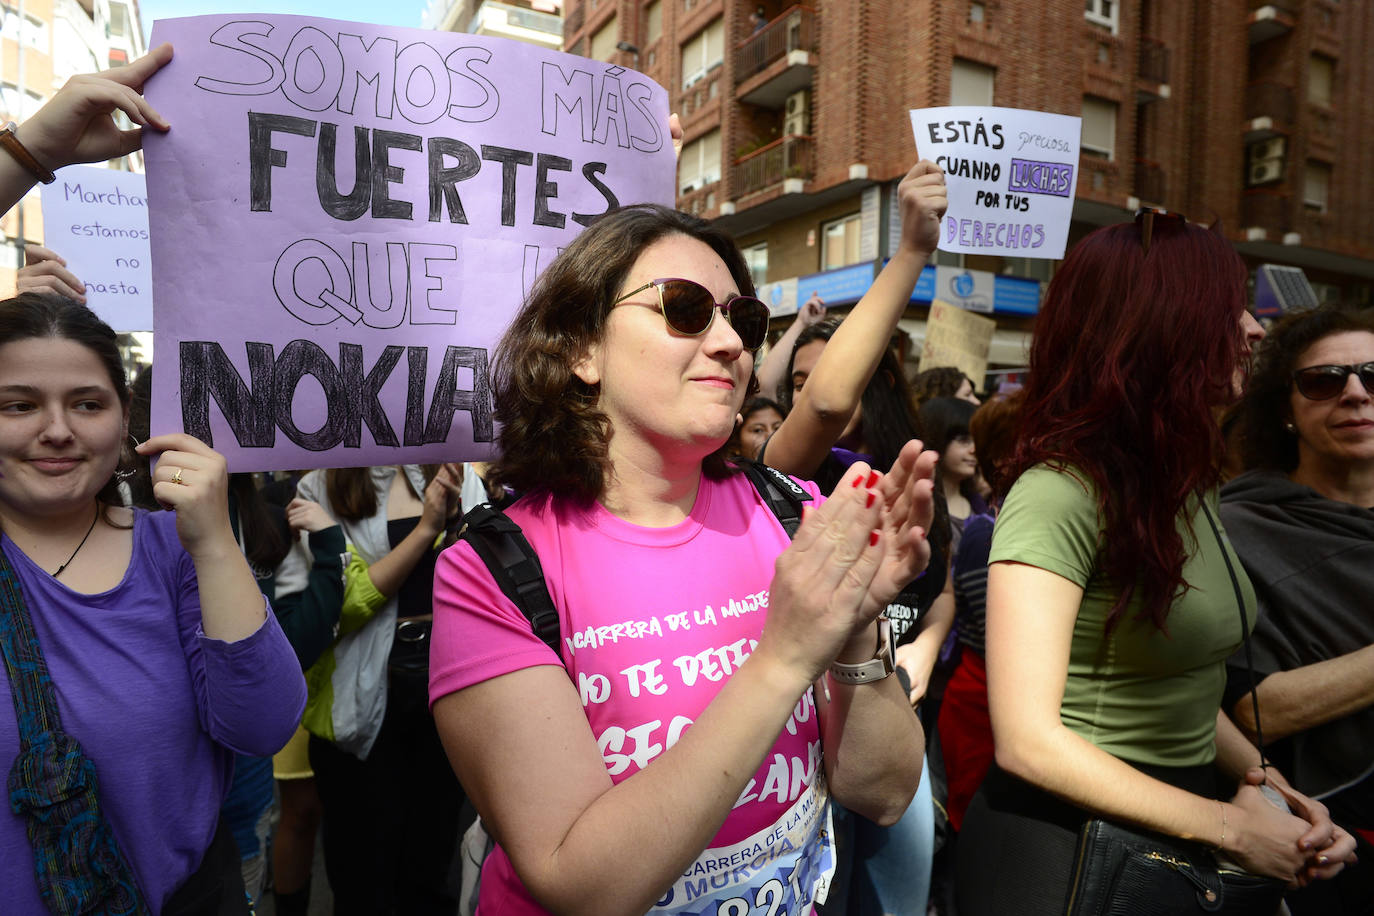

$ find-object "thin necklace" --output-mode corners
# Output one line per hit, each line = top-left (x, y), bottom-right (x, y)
(53, 507), (100, 578)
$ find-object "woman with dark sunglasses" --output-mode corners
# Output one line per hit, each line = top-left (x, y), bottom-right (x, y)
(427, 201), (944, 916)
(953, 217), (1357, 914)
(1220, 304), (1374, 915)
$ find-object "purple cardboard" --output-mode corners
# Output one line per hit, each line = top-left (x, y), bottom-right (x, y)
(145, 15), (674, 470)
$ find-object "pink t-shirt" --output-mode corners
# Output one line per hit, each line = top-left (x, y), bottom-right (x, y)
(430, 472), (835, 916)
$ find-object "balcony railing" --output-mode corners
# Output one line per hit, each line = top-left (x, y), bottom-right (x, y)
(1133, 159), (1166, 203)
(564, 2), (584, 36)
(681, 68), (723, 117)
(1138, 37), (1170, 85)
(1245, 82), (1295, 125)
(678, 182), (719, 217)
(732, 135), (815, 196)
(470, 1), (563, 39)
(734, 6), (815, 83)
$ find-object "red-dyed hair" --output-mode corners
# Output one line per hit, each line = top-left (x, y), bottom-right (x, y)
(1005, 220), (1247, 632)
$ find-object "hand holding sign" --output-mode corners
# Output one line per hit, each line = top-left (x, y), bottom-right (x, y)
(895, 159), (948, 257)
(16, 44), (172, 175)
(18, 245), (86, 302)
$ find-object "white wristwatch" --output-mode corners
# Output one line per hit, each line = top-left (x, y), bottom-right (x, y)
(828, 617), (895, 685)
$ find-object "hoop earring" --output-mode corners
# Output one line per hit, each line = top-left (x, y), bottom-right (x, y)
(114, 434), (143, 482)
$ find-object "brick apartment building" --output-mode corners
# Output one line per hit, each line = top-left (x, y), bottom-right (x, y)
(563, 0), (1374, 377)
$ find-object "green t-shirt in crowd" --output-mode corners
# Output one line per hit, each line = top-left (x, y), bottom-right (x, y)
(988, 465), (1257, 768)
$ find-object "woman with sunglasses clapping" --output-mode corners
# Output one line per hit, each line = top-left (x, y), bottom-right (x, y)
(428, 200), (944, 916)
(1219, 304), (1374, 915)
(953, 214), (1357, 914)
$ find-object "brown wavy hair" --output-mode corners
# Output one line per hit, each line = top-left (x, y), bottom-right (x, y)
(489, 204), (758, 503)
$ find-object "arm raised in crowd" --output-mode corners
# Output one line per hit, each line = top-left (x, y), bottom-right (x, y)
(271, 498), (347, 670)
(1, 44), (171, 214)
(762, 160), (945, 478)
(362, 464), (460, 599)
(754, 293), (826, 402)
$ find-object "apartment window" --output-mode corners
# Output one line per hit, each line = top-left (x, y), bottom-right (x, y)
(743, 242), (768, 289)
(1085, 0), (1117, 33)
(1308, 54), (1334, 106)
(950, 59), (995, 106)
(646, 0), (662, 44)
(678, 129), (722, 194)
(1081, 95), (1117, 159)
(0, 83), (43, 121)
(821, 213), (863, 270)
(1304, 161), (1331, 212)
(681, 17), (724, 89)
(969, 2), (986, 24)
(108, 2), (130, 37)
(590, 15), (619, 60)
(0, 13), (48, 51)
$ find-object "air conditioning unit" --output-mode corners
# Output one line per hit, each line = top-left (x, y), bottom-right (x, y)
(1245, 136), (1286, 188)
(784, 89), (810, 136)
(1248, 158), (1284, 187)
(1249, 137), (1286, 162)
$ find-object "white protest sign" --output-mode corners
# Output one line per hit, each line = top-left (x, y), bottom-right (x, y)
(39, 166), (152, 330)
(911, 106), (1081, 259)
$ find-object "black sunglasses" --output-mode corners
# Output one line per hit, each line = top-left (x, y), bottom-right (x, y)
(1133, 207), (1187, 256)
(613, 278), (770, 351)
(1292, 361), (1374, 401)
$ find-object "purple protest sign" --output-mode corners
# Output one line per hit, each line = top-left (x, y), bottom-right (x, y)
(144, 15), (675, 470)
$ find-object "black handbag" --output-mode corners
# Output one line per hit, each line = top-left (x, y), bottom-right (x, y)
(1062, 503), (1287, 916)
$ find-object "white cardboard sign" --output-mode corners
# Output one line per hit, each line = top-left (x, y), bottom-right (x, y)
(911, 106), (1081, 259)
(39, 166), (153, 331)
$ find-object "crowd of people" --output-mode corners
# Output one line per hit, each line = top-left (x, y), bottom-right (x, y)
(0, 42), (1369, 916)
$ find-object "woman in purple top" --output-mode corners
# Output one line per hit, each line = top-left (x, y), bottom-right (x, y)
(0, 293), (306, 913)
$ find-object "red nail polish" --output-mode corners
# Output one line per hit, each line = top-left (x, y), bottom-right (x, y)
(851, 476), (863, 488)
(866, 471), (880, 487)
(865, 492), (876, 508)
(869, 530), (880, 547)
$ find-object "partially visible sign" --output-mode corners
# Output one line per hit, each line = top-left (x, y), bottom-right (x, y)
(39, 166), (152, 331)
(797, 262), (874, 305)
(919, 299), (997, 384)
(911, 106), (1081, 259)
(933, 266), (994, 313)
(762, 277), (799, 317)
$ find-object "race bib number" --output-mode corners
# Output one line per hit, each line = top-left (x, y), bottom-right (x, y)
(652, 778), (834, 915)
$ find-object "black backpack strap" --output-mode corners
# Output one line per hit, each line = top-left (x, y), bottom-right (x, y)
(457, 504), (562, 657)
(737, 460), (812, 538)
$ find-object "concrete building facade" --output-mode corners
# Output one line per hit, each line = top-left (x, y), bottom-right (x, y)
(424, 0), (564, 49)
(562, 0), (1374, 377)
